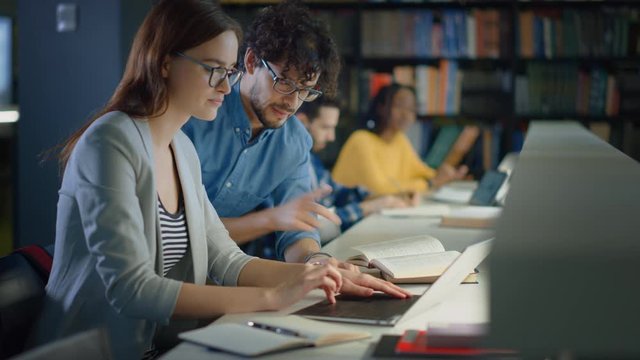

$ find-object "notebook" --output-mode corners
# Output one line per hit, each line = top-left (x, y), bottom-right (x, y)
(179, 315), (370, 357)
(293, 238), (494, 326)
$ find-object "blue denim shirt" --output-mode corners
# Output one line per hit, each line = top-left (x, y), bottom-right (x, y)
(182, 83), (318, 260)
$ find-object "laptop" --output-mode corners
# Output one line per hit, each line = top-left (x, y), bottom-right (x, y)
(293, 238), (494, 326)
(468, 170), (508, 206)
(431, 170), (508, 206)
(495, 152), (518, 206)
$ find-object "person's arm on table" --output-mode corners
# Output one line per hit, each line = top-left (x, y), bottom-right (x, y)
(221, 185), (341, 245)
(174, 260), (342, 316)
(431, 163), (469, 188)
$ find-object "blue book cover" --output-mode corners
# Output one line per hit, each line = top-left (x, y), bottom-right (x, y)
(512, 127), (525, 153)
(416, 11), (433, 57)
(443, 10), (457, 57)
(420, 120), (433, 158)
(456, 10), (468, 58)
(445, 60), (459, 114)
(466, 128), (485, 179)
(533, 16), (544, 58)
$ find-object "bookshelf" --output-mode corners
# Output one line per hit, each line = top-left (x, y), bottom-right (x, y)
(221, 0), (640, 174)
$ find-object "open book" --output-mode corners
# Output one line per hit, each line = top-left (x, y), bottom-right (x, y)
(347, 235), (478, 284)
(178, 315), (370, 357)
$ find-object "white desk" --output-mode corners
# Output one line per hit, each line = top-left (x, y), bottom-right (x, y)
(162, 207), (494, 360)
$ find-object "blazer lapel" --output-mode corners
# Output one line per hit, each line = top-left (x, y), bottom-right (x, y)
(130, 118), (164, 276)
(171, 138), (206, 285)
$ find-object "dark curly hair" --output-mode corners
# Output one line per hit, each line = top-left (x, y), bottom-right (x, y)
(241, 0), (341, 97)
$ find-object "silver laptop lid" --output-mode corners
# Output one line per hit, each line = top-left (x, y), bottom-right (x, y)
(398, 238), (494, 324)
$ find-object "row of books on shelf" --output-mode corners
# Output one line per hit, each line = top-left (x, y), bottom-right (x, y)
(518, 8), (640, 59)
(361, 9), (509, 58)
(350, 64), (639, 120)
(361, 61), (511, 117)
(514, 63), (628, 116)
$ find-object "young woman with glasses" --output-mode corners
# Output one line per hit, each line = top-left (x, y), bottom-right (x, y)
(30, 1), (361, 358)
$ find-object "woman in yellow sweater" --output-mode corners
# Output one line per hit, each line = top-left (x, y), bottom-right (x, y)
(332, 83), (467, 196)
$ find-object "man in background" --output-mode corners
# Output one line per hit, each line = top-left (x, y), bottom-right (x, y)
(297, 98), (412, 243)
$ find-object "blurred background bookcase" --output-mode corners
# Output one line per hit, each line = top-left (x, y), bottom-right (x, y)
(222, 0), (640, 177)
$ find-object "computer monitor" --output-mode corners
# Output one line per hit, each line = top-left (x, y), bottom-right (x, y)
(487, 122), (640, 358)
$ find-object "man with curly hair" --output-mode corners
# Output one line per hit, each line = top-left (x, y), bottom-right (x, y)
(183, 1), (398, 296)
(183, 0), (403, 296)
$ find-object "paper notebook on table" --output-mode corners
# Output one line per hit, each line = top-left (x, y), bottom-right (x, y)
(380, 204), (451, 218)
(294, 238), (494, 326)
(440, 206), (502, 229)
(179, 315), (370, 357)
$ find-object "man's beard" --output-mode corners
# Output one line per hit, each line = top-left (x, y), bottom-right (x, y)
(250, 85), (293, 129)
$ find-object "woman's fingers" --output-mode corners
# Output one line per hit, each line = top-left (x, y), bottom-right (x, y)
(305, 263), (342, 299)
(325, 263), (343, 291)
(339, 270), (412, 299)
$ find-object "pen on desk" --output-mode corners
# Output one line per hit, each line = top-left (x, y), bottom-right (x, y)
(246, 321), (304, 338)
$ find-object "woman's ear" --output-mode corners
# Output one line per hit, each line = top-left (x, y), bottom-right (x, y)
(161, 55), (171, 78)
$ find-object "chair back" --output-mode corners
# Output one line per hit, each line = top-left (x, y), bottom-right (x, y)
(10, 328), (112, 360)
(0, 245), (53, 359)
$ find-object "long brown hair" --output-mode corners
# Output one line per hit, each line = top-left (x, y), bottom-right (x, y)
(57, 0), (241, 168)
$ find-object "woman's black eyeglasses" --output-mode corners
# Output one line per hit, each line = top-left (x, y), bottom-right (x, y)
(175, 52), (242, 88)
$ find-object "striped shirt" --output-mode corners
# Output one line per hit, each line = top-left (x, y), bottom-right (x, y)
(158, 196), (189, 276)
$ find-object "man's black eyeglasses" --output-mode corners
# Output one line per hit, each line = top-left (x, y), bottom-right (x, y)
(260, 58), (322, 102)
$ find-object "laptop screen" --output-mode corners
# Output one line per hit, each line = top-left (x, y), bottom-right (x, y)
(469, 171), (508, 206)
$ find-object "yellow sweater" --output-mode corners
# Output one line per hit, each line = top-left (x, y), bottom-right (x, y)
(332, 130), (437, 196)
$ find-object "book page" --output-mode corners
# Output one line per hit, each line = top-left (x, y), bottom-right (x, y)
(249, 315), (370, 346)
(380, 204), (450, 217)
(351, 235), (445, 262)
(371, 251), (461, 279)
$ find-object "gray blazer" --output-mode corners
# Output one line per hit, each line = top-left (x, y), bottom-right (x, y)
(32, 112), (254, 359)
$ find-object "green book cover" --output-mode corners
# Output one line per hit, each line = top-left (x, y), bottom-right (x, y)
(424, 125), (462, 168)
